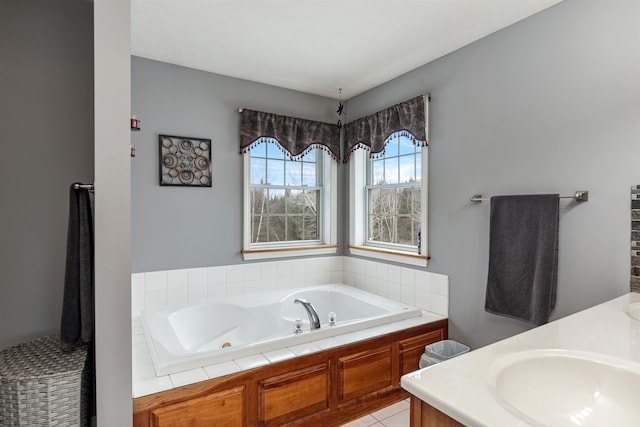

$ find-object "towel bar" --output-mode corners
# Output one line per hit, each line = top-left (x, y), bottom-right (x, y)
(73, 183), (94, 192)
(470, 191), (588, 203)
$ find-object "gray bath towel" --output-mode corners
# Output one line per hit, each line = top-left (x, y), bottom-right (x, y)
(61, 184), (94, 346)
(485, 194), (559, 326)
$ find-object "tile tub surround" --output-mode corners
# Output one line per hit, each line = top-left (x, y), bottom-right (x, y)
(343, 257), (450, 317)
(131, 257), (450, 397)
(401, 292), (640, 426)
(131, 256), (450, 317)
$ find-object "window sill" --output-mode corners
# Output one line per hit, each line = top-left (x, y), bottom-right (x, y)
(348, 245), (429, 267)
(242, 244), (339, 261)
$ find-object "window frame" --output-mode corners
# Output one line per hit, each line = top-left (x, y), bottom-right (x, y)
(349, 147), (428, 267)
(242, 144), (338, 260)
(365, 135), (423, 251)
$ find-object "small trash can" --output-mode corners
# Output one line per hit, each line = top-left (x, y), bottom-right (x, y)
(419, 339), (469, 368)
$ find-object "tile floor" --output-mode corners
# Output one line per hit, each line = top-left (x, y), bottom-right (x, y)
(339, 399), (410, 427)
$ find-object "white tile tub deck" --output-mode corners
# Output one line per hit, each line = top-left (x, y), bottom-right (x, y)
(132, 312), (445, 398)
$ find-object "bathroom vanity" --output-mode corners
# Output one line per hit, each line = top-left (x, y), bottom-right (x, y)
(402, 293), (640, 426)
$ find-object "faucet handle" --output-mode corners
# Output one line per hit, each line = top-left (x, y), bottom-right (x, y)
(328, 312), (336, 326)
(293, 318), (303, 334)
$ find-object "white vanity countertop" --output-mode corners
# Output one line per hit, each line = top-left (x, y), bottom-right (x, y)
(401, 292), (640, 427)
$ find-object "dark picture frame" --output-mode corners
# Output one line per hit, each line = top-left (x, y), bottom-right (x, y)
(159, 135), (212, 187)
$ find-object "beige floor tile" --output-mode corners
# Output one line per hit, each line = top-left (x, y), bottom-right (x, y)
(371, 399), (410, 421)
(339, 398), (411, 427)
(378, 409), (410, 427)
(339, 414), (378, 427)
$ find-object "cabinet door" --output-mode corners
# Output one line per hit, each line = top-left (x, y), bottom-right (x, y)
(338, 346), (393, 403)
(150, 386), (245, 427)
(259, 363), (330, 427)
(412, 397), (465, 427)
(399, 330), (443, 376)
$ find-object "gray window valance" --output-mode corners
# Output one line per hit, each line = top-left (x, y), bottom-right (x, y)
(240, 109), (341, 162)
(344, 95), (427, 163)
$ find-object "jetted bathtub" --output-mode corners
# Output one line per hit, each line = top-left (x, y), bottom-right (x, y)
(142, 284), (423, 375)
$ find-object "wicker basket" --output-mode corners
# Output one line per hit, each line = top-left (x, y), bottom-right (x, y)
(0, 335), (89, 426)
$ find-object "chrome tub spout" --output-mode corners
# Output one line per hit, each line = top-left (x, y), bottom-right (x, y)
(294, 298), (321, 330)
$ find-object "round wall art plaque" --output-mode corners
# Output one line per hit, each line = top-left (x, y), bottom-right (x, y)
(159, 135), (212, 187)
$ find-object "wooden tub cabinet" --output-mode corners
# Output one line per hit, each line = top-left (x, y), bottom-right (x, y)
(133, 319), (447, 427)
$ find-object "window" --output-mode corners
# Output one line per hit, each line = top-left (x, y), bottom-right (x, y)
(243, 140), (337, 260)
(367, 133), (422, 250)
(249, 142), (321, 244)
(350, 142), (428, 266)
(345, 95), (428, 265)
(350, 141), (428, 268)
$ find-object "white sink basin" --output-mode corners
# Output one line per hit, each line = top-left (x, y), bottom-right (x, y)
(487, 350), (640, 426)
(624, 302), (640, 321)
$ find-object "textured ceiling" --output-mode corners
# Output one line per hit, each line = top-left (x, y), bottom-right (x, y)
(131, 0), (564, 99)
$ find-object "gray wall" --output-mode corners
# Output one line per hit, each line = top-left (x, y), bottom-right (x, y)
(0, 0), (94, 349)
(131, 57), (343, 272)
(131, 0), (640, 349)
(346, 0), (640, 348)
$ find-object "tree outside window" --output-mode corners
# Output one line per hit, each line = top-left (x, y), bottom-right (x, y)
(249, 141), (321, 245)
(366, 133), (421, 248)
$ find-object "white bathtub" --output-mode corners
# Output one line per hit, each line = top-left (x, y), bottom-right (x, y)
(142, 284), (423, 375)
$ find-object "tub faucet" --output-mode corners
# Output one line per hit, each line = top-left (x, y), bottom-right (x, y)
(294, 298), (321, 330)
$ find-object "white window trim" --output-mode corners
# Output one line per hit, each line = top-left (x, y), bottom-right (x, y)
(349, 97), (429, 267)
(349, 149), (428, 267)
(242, 150), (338, 260)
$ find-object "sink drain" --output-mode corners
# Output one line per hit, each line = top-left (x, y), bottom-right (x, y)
(220, 342), (232, 348)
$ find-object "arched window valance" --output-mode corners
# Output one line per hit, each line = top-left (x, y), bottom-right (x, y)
(240, 109), (341, 162)
(344, 95), (428, 163)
